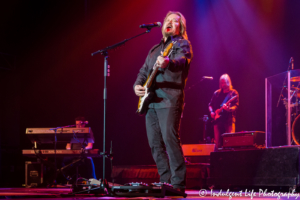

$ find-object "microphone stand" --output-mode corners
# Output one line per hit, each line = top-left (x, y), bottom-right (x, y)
(185, 76), (212, 91)
(91, 29), (152, 56)
(200, 115), (209, 143)
(89, 28), (154, 195)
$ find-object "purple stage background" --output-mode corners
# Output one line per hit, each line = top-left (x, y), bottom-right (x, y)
(0, 0), (299, 185)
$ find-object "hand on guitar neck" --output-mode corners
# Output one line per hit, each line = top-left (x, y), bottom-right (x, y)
(155, 51), (170, 69)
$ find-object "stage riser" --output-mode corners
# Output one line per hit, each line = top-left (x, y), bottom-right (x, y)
(207, 178), (297, 187)
(208, 147), (300, 187)
(185, 156), (210, 163)
(111, 164), (210, 189)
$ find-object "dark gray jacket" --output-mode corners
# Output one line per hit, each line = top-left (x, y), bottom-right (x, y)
(134, 35), (193, 109)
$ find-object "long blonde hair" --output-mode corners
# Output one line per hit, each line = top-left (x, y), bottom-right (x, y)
(219, 74), (233, 90)
(162, 11), (188, 40)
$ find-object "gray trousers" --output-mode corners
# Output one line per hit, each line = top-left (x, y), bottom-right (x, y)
(145, 107), (186, 188)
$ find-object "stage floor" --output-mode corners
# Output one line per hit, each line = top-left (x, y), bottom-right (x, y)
(0, 188), (298, 200)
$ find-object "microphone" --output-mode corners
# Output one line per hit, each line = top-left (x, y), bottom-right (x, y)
(203, 76), (213, 80)
(139, 22), (161, 29)
(290, 57), (294, 70)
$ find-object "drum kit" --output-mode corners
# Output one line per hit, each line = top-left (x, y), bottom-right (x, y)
(283, 77), (300, 144)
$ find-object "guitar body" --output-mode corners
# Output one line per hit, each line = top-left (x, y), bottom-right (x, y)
(137, 89), (154, 115)
(212, 95), (237, 122)
(137, 75), (155, 116)
(136, 42), (175, 116)
(214, 108), (222, 120)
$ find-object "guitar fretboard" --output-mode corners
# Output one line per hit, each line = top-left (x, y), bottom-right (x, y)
(146, 66), (159, 88)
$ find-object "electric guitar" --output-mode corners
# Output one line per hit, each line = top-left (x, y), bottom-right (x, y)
(212, 95), (237, 121)
(136, 42), (176, 115)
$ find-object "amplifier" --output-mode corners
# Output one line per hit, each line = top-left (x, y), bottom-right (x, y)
(222, 131), (265, 149)
(182, 144), (215, 163)
(25, 161), (43, 188)
(182, 144), (215, 156)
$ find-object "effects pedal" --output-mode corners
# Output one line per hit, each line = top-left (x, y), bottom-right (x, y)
(111, 182), (187, 198)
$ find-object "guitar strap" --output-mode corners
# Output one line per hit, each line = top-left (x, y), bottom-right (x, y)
(220, 90), (233, 107)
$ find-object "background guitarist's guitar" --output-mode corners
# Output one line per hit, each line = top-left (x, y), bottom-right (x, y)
(136, 41), (176, 115)
(212, 95), (237, 121)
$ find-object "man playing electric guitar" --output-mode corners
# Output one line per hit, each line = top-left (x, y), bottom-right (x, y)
(133, 11), (193, 192)
(208, 74), (239, 151)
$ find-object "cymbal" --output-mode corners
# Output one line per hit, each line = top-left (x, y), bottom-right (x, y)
(291, 86), (300, 98)
(291, 76), (300, 82)
(285, 86), (300, 98)
(291, 86), (300, 90)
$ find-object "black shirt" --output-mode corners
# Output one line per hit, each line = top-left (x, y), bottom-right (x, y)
(134, 35), (193, 109)
(208, 89), (239, 123)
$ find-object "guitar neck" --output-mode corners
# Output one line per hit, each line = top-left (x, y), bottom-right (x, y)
(146, 66), (159, 88)
(226, 96), (237, 105)
(216, 95), (237, 112)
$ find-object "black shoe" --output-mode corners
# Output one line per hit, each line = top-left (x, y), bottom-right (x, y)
(174, 187), (185, 193)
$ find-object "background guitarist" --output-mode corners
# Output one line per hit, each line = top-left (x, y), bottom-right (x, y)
(208, 74), (239, 151)
(133, 11), (193, 192)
